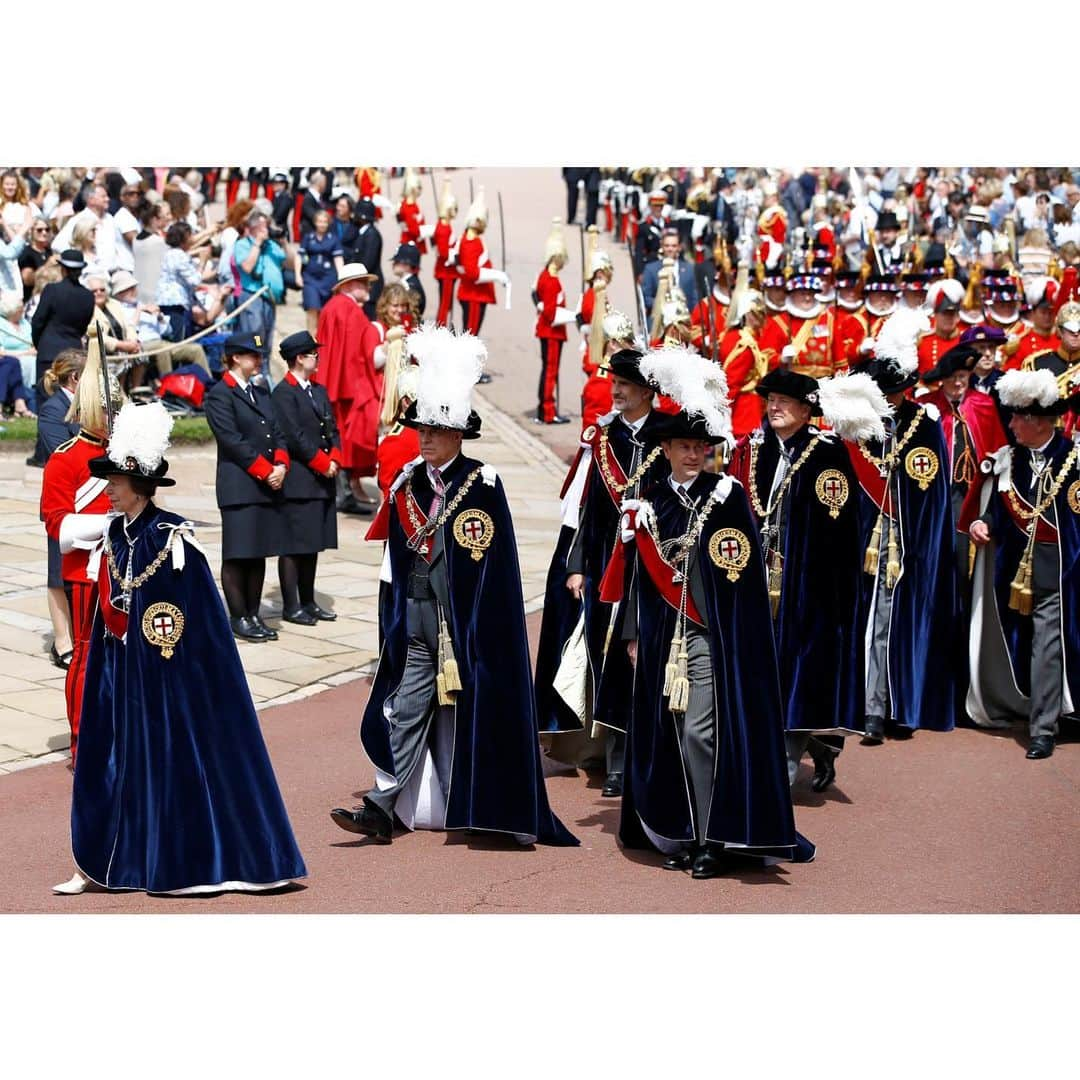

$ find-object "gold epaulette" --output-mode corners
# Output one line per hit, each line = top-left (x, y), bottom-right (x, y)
(1021, 348), (1058, 372)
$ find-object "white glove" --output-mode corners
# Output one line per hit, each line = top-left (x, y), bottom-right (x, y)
(476, 267), (509, 286)
(781, 344), (796, 362)
(419, 221), (436, 241)
(372, 194), (394, 212)
(553, 307), (577, 327)
(858, 338), (875, 355)
(690, 214), (708, 240)
(59, 513), (110, 554)
(373, 344), (387, 370)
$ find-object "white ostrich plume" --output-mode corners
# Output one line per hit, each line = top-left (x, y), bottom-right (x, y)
(639, 345), (732, 441)
(872, 306), (929, 375)
(997, 369), (1060, 410)
(414, 330), (486, 429)
(405, 322), (455, 364)
(816, 371), (891, 443)
(107, 401), (174, 472)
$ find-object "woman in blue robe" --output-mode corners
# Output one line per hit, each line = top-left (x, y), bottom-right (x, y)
(53, 403), (307, 896)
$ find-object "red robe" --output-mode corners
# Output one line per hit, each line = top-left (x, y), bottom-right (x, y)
(719, 326), (770, 438)
(376, 424), (421, 500)
(456, 231), (496, 306)
(315, 293), (382, 475)
(396, 198), (428, 255)
(922, 388), (1008, 478)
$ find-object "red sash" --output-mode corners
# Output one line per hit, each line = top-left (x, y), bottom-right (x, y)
(846, 442), (894, 516)
(96, 560), (129, 640)
(999, 487), (1058, 544)
(392, 484), (434, 561)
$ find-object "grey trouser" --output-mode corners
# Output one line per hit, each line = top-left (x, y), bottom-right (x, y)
(784, 733), (843, 787)
(606, 729), (625, 774)
(679, 629), (716, 845)
(866, 517), (894, 719)
(1030, 543), (1063, 739)
(366, 597), (451, 819)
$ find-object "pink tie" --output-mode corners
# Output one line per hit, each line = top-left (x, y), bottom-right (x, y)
(429, 467), (445, 519)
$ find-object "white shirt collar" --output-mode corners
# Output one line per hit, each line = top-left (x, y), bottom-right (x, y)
(231, 372), (249, 390)
(294, 373), (311, 390)
(61, 386), (75, 403)
(427, 453), (458, 482)
(619, 411), (648, 435)
(1031, 436), (1055, 454)
(668, 473), (698, 495)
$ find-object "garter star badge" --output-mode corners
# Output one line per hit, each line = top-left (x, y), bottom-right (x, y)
(905, 447), (939, 491)
(142, 602), (185, 659)
(708, 528), (750, 582)
(1068, 479), (1080, 515)
(452, 509), (494, 561)
(815, 469), (849, 518)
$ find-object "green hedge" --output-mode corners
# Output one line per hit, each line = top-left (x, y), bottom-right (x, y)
(0, 416), (214, 446)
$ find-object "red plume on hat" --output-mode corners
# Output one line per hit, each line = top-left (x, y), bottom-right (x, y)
(1053, 265), (1079, 318)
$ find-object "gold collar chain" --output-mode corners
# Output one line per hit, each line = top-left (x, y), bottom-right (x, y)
(105, 531), (172, 593)
(598, 428), (662, 495)
(858, 407), (925, 474)
(405, 466), (482, 546)
(1007, 445), (1078, 522)
(747, 434), (822, 520)
(648, 482), (727, 572)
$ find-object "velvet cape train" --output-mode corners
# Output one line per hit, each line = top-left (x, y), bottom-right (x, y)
(71, 505), (307, 893)
(847, 401), (959, 731)
(964, 432), (1080, 706)
(362, 456), (578, 846)
(730, 423), (865, 735)
(533, 413), (670, 736)
(612, 473), (814, 860)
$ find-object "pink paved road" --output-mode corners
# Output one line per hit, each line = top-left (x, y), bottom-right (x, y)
(2, 612), (1076, 914)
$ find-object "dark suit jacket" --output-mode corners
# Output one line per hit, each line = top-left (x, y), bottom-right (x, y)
(204, 376), (288, 508)
(37, 389), (80, 457)
(30, 277), (94, 374)
(271, 376), (340, 502)
(354, 223), (384, 315)
(641, 257), (699, 313)
(403, 273), (426, 318)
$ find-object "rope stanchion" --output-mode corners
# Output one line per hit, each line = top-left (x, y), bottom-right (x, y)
(5, 287), (271, 373)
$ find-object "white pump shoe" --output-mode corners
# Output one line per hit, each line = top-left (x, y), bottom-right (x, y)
(52, 871), (91, 895)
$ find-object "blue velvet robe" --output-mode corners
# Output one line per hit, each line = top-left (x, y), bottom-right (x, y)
(852, 400), (959, 731)
(732, 423), (865, 735)
(534, 412), (670, 735)
(72, 504), (307, 893)
(363, 456), (578, 846)
(618, 473), (815, 860)
(984, 434), (1080, 697)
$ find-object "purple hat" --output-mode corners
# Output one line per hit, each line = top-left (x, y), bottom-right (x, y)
(959, 324), (1007, 347)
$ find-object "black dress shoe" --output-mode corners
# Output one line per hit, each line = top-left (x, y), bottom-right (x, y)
(252, 616), (278, 641)
(662, 851), (692, 871)
(601, 772), (623, 797)
(548, 415), (572, 425)
(890, 725), (914, 740)
(337, 494), (375, 516)
(477, 373), (493, 385)
(691, 848), (731, 880)
(282, 607), (317, 626)
(330, 801), (393, 843)
(1026, 735), (1055, 760)
(304, 602), (338, 621)
(231, 616), (267, 641)
(862, 715), (885, 745)
(49, 643), (73, 671)
(810, 752), (837, 792)
(25, 454), (44, 468)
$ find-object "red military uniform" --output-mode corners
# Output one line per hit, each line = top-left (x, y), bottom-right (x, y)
(763, 308), (844, 379)
(917, 328), (962, 376)
(40, 431), (112, 759)
(535, 266), (569, 423)
(356, 167), (383, 218)
(690, 293), (729, 357)
(1002, 324), (1061, 372)
(719, 326), (771, 438)
(376, 424), (421, 500)
(759, 311), (791, 370)
(396, 198), (428, 256)
(456, 229), (496, 335)
(758, 204), (787, 245)
(579, 285), (599, 374)
(433, 219), (457, 327)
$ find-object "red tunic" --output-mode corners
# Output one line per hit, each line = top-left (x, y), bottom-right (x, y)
(580, 371), (613, 431)
(433, 220), (457, 281)
(356, 167), (383, 219)
(396, 198), (428, 255)
(690, 295), (729, 356)
(835, 309), (871, 368)
(534, 266), (568, 341)
(40, 433), (112, 584)
(376, 424), (421, 499)
(719, 327), (770, 438)
(315, 293), (382, 474)
(917, 329), (962, 375)
(456, 231), (496, 305)
(1004, 324), (1061, 372)
(787, 309), (841, 378)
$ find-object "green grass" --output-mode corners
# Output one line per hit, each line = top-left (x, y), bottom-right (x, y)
(0, 415), (214, 446)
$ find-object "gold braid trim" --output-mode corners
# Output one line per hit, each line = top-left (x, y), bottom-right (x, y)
(857, 406), (926, 472)
(746, 435), (823, 519)
(598, 429), (662, 495)
(405, 466), (483, 546)
(1006, 446), (1079, 523)
(105, 532), (172, 594)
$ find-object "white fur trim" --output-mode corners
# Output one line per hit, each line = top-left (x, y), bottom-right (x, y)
(480, 464), (497, 486)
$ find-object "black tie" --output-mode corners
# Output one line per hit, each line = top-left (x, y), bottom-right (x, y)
(246, 384), (256, 407)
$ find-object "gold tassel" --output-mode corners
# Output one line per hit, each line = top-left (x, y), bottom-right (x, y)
(1009, 552), (1034, 616)
(864, 514), (883, 577)
(663, 634), (682, 696)
(968, 539), (976, 580)
(436, 672), (453, 706)
(885, 521), (901, 590)
(668, 644), (690, 714)
(438, 615), (462, 693)
(767, 551), (783, 619)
